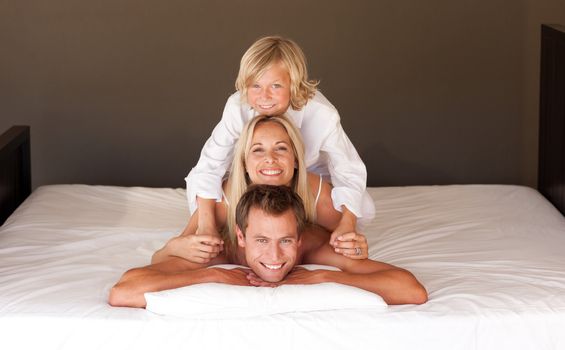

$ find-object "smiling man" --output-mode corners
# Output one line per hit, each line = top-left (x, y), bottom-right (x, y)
(109, 185), (427, 308)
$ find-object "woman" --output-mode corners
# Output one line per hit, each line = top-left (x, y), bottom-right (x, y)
(152, 115), (368, 264)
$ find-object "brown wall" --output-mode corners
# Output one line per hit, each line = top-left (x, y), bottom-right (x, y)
(1, 1), (564, 189)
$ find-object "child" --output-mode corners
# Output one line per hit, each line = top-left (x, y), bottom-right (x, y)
(185, 35), (375, 260)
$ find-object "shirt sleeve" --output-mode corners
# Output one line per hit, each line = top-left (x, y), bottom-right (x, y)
(185, 97), (244, 213)
(321, 115), (367, 218)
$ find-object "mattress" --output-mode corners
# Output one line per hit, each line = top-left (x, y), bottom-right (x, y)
(1, 184), (565, 350)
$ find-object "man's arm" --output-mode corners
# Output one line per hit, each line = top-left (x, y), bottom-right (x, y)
(108, 256), (249, 308)
(294, 228), (428, 305)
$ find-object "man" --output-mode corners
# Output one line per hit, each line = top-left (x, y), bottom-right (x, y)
(109, 185), (427, 308)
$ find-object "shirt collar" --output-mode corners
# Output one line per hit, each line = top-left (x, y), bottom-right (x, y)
(286, 107), (304, 128)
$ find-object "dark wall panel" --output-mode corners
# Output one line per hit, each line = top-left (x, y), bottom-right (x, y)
(1, 1), (564, 188)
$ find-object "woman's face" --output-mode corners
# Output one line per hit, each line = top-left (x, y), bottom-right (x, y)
(245, 121), (296, 187)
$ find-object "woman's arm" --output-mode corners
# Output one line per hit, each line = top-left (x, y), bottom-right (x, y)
(151, 201), (227, 264)
(309, 173), (368, 259)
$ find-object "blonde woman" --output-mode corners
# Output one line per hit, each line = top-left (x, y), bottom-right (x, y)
(153, 115), (368, 264)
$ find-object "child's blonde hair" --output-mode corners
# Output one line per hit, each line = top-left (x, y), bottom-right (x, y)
(225, 114), (316, 243)
(235, 36), (319, 111)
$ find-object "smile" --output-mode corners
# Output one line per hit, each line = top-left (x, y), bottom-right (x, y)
(258, 104), (276, 109)
(260, 169), (282, 176)
(261, 263), (284, 270)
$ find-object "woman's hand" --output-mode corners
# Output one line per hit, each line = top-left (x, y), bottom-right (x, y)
(328, 206), (368, 260)
(330, 231), (369, 260)
(170, 234), (224, 264)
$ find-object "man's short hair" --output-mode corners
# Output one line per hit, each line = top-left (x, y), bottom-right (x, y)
(235, 184), (306, 235)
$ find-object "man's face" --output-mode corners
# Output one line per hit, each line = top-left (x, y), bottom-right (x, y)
(236, 207), (301, 283)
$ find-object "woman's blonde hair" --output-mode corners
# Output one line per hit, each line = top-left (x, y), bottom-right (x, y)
(235, 35), (319, 111)
(225, 114), (316, 242)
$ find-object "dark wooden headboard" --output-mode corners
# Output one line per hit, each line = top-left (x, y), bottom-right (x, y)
(0, 126), (31, 225)
(538, 24), (565, 216)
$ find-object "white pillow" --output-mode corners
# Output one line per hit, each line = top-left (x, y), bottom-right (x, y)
(145, 264), (387, 319)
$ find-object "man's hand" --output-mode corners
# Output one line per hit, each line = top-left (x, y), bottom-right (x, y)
(170, 234), (223, 264)
(277, 267), (327, 285)
(210, 267), (253, 286)
(245, 267), (327, 287)
(245, 271), (278, 287)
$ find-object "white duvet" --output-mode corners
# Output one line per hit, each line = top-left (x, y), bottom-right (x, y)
(1, 184), (565, 350)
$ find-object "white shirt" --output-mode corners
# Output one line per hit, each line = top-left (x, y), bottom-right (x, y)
(185, 90), (375, 220)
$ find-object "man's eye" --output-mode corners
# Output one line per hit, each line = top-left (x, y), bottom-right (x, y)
(257, 239), (268, 244)
(281, 239), (292, 244)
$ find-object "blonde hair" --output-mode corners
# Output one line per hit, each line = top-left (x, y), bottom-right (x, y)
(225, 115), (316, 242)
(235, 35), (319, 111)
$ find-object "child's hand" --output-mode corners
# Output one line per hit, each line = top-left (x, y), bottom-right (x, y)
(330, 230), (368, 260)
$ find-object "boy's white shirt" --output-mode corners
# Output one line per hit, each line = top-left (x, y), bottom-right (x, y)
(185, 90), (374, 219)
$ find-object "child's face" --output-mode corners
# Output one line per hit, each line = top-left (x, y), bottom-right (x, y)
(247, 62), (291, 115)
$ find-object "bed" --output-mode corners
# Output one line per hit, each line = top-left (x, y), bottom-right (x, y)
(1, 25), (564, 350)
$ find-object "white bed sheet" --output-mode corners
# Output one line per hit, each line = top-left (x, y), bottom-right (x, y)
(1, 184), (565, 350)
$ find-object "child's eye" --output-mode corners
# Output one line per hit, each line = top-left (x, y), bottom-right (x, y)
(250, 84), (261, 89)
(272, 84), (282, 89)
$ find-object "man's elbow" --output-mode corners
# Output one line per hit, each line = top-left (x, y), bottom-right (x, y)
(108, 284), (126, 307)
(390, 270), (428, 305)
(108, 283), (147, 308)
(107, 269), (148, 308)
(408, 283), (428, 305)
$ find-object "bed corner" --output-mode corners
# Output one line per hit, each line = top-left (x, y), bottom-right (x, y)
(0, 125), (31, 225)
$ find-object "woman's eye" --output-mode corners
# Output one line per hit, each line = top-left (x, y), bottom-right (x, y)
(272, 84), (282, 88)
(252, 147), (264, 153)
(276, 146), (288, 152)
